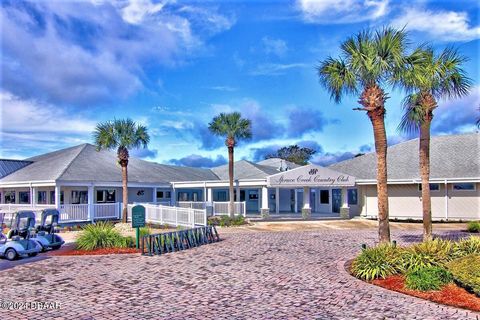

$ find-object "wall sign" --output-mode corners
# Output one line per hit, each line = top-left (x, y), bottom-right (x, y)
(267, 164), (355, 187)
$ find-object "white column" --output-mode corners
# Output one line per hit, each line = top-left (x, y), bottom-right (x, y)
(444, 180), (448, 220)
(315, 188), (320, 213)
(207, 188), (212, 203)
(87, 185), (94, 221)
(31, 186), (37, 207)
(275, 187), (280, 214)
(236, 181), (240, 202)
(172, 186), (176, 206)
(261, 187), (269, 210)
(303, 187), (310, 209)
(152, 187), (157, 203)
(54, 185), (61, 209)
(294, 189), (298, 213)
(341, 187), (349, 208)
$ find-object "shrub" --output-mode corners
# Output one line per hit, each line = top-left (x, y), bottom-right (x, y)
(405, 266), (452, 291)
(399, 238), (454, 272)
(208, 215), (246, 227)
(467, 221), (480, 233)
(452, 236), (480, 258)
(351, 244), (400, 281)
(446, 254), (480, 296)
(139, 227), (151, 238)
(76, 222), (132, 250)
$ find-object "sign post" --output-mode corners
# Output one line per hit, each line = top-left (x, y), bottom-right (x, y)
(131, 205), (146, 249)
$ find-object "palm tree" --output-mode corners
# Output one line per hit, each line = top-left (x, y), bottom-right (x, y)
(93, 119), (150, 222)
(209, 112), (252, 218)
(398, 46), (471, 241)
(317, 28), (407, 243)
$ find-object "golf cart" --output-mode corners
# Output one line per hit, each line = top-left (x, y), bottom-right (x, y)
(35, 209), (64, 251)
(1, 212), (41, 261)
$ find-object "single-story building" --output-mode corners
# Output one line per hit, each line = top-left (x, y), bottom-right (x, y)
(0, 132), (478, 221)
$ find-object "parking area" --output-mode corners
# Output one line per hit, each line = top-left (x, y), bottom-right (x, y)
(0, 226), (478, 319)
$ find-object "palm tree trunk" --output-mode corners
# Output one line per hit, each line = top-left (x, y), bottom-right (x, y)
(122, 164), (128, 223)
(228, 146), (235, 218)
(420, 118), (432, 241)
(361, 85), (390, 244)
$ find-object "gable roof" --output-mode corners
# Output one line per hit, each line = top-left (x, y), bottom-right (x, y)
(211, 160), (280, 180)
(256, 158), (301, 170)
(328, 132), (479, 181)
(0, 144), (218, 184)
(0, 159), (32, 179)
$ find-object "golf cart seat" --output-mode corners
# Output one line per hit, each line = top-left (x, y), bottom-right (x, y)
(7, 210), (36, 239)
(37, 209), (60, 233)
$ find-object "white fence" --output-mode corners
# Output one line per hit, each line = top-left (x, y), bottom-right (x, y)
(127, 203), (207, 227)
(177, 201), (207, 210)
(212, 202), (246, 216)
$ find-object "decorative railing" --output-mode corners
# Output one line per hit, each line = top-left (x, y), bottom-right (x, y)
(212, 201), (246, 216)
(177, 201), (207, 210)
(127, 203), (207, 227)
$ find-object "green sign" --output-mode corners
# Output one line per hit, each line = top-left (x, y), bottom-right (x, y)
(131, 205), (146, 228)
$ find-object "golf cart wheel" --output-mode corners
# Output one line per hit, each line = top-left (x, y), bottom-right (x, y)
(5, 248), (17, 261)
(28, 252), (38, 257)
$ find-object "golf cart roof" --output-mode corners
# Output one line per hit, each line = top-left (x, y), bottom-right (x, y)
(42, 208), (60, 217)
(16, 210), (36, 220)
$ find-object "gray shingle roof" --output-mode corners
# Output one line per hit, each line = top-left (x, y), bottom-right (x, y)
(211, 160), (280, 180)
(0, 144), (218, 184)
(328, 133), (479, 181)
(0, 159), (32, 178)
(256, 158), (301, 170)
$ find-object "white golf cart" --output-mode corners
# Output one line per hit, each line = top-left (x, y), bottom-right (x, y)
(34, 209), (65, 251)
(0, 212), (42, 261)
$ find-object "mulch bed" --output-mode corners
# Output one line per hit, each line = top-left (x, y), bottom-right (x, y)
(47, 245), (141, 256)
(372, 275), (480, 312)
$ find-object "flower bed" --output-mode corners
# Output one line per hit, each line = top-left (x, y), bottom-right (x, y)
(48, 245), (140, 256)
(350, 236), (480, 312)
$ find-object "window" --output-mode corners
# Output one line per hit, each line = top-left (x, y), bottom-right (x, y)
(320, 190), (329, 204)
(50, 191), (55, 204)
(165, 191), (171, 199)
(97, 190), (116, 203)
(37, 191), (47, 204)
(348, 189), (358, 205)
(178, 192), (189, 201)
(19, 191), (30, 204)
(4, 191), (15, 204)
(453, 183), (475, 191)
(217, 191), (227, 201)
(156, 191), (164, 199)
(418, 184), (440, 191)
(248, 191), (258, 200)
(71, 190), (88, 204)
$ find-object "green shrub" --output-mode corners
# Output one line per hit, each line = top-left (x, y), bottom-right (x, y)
(139, 227), (151, 238)
(405, 266), (452, 291)
(446, 254), (480, 296)
(467, 221), (480, 233)
(399, 238), (453, 272)
(351, 244), (400, 281)
(452, 236), (480, 258)
(208, 215), (246, 227)
(76, 222), (132, 250)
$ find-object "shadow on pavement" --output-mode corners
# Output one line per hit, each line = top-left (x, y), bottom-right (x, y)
(0, 254), (51, 272)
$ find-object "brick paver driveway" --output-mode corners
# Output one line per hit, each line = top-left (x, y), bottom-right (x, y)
(0, 228), (478, 319)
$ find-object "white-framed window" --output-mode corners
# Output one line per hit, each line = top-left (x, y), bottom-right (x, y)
(19, 191), (30, 204)
(452, 183), (476, 191)
(418, 183), (441, 192)
(49, 191), (55, 204)
(156, 190), (172, 199)
(4, 191), (15, 204)
(72, 190), (88, 204)
(97, 189), (116, 203)
(37, 191), (47, 204)
(348, 189), (358, 205)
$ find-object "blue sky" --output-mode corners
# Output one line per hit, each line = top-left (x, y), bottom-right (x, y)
(1, 0), (479, 167)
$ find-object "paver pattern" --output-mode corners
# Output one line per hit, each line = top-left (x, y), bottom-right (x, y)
(0, 228), (478, 319)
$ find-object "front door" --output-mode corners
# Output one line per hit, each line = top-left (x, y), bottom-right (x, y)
(332, 189), (342, 213)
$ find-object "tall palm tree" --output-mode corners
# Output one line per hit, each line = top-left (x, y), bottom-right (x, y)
(93, 119), (150, 222)
(209, 112), (252, 218)
(317, 28), (407, 243)
(398, 46), (471, 241)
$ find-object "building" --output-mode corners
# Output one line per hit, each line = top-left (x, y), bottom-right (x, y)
(0, 133), (478, 221)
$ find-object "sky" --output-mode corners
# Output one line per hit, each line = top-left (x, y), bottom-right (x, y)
(0, 0), (479, 168)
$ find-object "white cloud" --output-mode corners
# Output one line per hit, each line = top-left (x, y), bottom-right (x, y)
(249, 63), (309, 76)
(297, 0), (389, 24)
(207, 86), (239, 92)
(391, 8), (480, 41)
(262, 36), (288, 57)
(120, 0), (167, 24)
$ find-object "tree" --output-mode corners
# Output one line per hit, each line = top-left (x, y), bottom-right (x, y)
(398, 46), (471, 241)
(93, 119), (150, 222)
(209, 112), (252, 218)
(317, 28), (407, 243)
(266, 145), (316, 165)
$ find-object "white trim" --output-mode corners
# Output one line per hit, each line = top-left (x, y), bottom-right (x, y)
(356, 177), (480, 185)
(451, 182), (477, 191)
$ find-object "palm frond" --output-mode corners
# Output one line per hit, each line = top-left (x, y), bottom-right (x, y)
(92, 118), (150, 153)
(397, 93), (424, 135)
(208, 112), (252, 143)
(317, 57), (357, 103)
